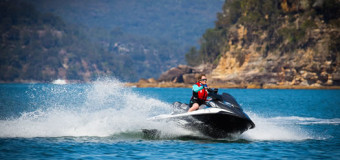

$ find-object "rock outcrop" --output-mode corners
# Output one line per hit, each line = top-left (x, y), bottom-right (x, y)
(139, 0), (340, 88)
(158, 64), (214, 84)
(211, 18), (339, 86)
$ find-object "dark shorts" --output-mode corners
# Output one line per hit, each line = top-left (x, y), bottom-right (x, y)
(189, 97), (205, 107)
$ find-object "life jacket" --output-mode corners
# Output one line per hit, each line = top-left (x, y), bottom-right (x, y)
(192, 82), (208, 101)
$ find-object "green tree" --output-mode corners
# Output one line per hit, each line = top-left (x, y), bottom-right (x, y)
(185, 47), (200, 66)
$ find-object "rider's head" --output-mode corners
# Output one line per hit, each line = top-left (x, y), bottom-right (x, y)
(197, 74), (207, 84)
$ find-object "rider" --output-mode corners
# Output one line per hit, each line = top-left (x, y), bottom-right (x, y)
(188, 74), (208, 112)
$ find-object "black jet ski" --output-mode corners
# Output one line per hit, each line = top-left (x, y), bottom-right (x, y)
(148, 88), (255, 138)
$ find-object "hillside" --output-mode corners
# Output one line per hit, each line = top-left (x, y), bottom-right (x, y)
(0, 0), (223, 82)
(180, 0), (340, 87)
(28, 0), (224, 47)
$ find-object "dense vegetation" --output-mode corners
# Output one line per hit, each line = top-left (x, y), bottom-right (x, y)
(29, 0), (224, 48)
(0, 1), (133, 81)
(186, 0), (340, 66)
(1, 0), (223, 82)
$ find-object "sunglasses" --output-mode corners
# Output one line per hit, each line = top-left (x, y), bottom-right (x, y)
(200, 79), (207, 81)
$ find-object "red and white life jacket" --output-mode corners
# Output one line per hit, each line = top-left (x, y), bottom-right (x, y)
(192, 82), (208, 101)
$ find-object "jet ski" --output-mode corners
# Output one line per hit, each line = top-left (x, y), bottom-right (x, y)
(148, 88), (255, 138)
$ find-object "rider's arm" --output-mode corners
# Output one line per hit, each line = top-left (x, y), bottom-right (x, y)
(192, 84), (204, 92)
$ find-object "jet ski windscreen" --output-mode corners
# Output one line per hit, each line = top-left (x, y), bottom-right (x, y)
(221, 93), (241, 108)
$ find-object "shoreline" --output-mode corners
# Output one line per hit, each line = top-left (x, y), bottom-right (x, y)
(1, 81), (339, 89)
(125, 82), (340, 89)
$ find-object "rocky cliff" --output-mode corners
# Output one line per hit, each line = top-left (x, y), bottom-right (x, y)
(210, 0), (339, 87)
(152, 0), (340, 88)
(211, 24), (339, 87)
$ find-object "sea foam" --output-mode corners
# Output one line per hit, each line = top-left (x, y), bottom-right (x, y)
(0, 79), (181, 138)
(240, 112), (334, 141)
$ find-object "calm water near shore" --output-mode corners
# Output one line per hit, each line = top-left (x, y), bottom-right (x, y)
(0, 80), (339, 159)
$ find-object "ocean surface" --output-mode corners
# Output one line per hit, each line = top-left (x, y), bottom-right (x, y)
(1, 79), (339, 159)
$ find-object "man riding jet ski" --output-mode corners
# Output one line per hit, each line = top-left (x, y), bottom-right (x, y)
(149, 88), (255, 138)
(188, 74), (209, 112)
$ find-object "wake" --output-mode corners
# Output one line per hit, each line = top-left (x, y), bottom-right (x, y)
(0, 79), (173, 138)
(241, 113), (336, 141)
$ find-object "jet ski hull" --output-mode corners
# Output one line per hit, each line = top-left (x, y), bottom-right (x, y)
(189, 112), (255, 138)
(151, 107), (255, 138)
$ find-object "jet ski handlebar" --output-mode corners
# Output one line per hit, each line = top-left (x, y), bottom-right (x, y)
(207, 88), (222, 100)
(207, 88), (218, 94)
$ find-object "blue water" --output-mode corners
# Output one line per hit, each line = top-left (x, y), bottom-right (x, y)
(1, 79), (340, 159)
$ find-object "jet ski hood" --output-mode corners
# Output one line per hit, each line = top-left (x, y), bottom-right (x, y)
(206, 89), (254, 127)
